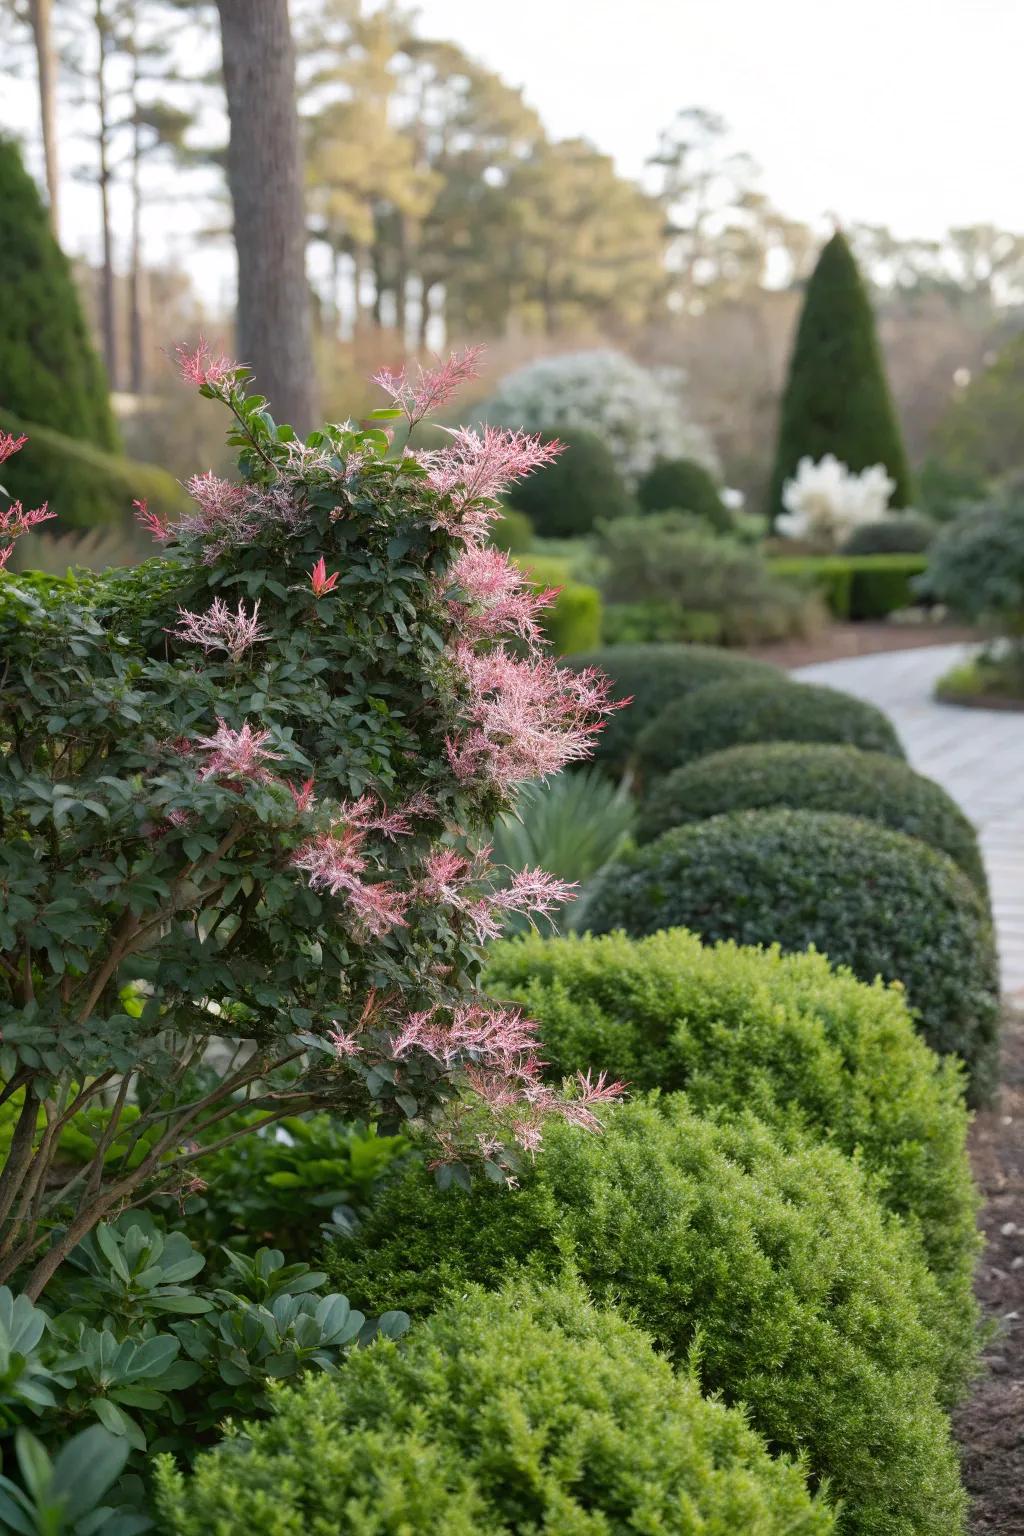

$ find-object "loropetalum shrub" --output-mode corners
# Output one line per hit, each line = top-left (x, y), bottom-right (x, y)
(581, 809), (1000, 1100)
(636, 741), (988, 892)
(156, 1278), (838, 1536)
(483, 929), (979, 1300)
(481, 350), (717, 483)
(562, 644), (779, 777)
(327, 1098), (970, 1536)
(635, 676), (905, 781)
(0, 345), (625, 1299)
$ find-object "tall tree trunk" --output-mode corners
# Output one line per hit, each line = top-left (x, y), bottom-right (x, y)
(216, 0), (316, 433)
(28, 0), (59, 237)
(94, 0), (117, 388)
(128, 43), (145, 396)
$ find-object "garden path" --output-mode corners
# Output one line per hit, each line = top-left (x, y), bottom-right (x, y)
(792, 643), (1024, 997)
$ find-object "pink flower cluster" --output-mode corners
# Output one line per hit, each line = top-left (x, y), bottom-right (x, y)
(446, 643), (620, 792)
(419, 425), (564, 540)
(175, 338), (237, 390)
(417, 848), (575, 942)
(0, 433), (56, 568)
(373, 345), (484, 429)
(447, 545), (557, 651)
(291, 824), (408, 939)
(172, 598), (269, 661)
(196, 719), (283, 783)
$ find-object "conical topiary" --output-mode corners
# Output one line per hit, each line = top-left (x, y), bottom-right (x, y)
(768, 231), (911, 520)
(0, 136), (118, 449)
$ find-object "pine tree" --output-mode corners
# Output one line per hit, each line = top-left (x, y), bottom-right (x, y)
(0, 136), (118, 448)
(768, 230), (911, 519)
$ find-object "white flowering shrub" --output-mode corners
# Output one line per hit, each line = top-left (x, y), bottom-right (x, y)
(481, 350), (717, 483)
(778, 454), (896, 545)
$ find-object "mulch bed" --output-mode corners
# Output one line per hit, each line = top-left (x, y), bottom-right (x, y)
(957, 1001), (1024, 1531)
(744, 622), (980, 671)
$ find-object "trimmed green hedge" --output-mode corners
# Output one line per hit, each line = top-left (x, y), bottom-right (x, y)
(156, 1278), (837, 1535)
(328, 1098), (969, 1536)
(768, 553), (928, 620)
(635, 677), (905, 781)
(842, 514), (935, 555)
(563, 644), (780, 776)
(0, 408), (189, 531)
(636, 456), (732, 531)
(544, 583), (602, 653)
(484, 928), (979, 1298)
(581, 809), (1000, 1100)
(636, 741), (988, 892)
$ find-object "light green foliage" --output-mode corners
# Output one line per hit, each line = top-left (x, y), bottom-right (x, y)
(542, 582), (602, 652)
(327, 1099), (969, 1536)
(562, 644), (779, 776)
(156, 1278), (836, 1535)
(635, 677), (905, 781)
(768, 551), (929, 619)
(483, 928), (979, 1296)
(581, 809), (1000, 1099)
(506, 425), (635, 536)
(637, 456), (732, 530)
(488, 505), (533, 553)
(636, 741), (988, 891)
(768, 231), (912, 519)
(596, 513), (819, 646)
(0, 139), (117, 449)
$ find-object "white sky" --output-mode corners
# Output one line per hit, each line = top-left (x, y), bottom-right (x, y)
(1, 0), (1020, 299)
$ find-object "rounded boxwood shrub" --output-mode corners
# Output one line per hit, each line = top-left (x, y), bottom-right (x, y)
(483, 928), (979, 1298)
(156, 1277), (837, 1536)
(328, 1098), (969, 1536)
(563, 644), (780, 776)
(637, 456), (732, 530)
(635, 741), (988, 893)
(842, 513), (935, 555)
(489, 504), (534, 553)
(506, 425), (634, 537)
(635, 676), (905, 781)
(581, 809), (999, 1100)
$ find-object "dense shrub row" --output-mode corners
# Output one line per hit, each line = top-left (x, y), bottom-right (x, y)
(635, 676), (905, 781)
(582, 809), (999, 1099)
(768, 551), (929, 619)
(636, 740), (988, 891)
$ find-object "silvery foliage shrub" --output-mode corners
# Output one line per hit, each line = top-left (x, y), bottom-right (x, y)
(481, 349), (717, 483)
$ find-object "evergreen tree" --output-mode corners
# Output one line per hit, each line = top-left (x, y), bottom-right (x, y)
(0, 136), (118, 448)
(768, 231), (911, 519)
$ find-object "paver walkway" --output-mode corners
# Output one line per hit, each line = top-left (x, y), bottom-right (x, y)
(793, 644), (1024, 997)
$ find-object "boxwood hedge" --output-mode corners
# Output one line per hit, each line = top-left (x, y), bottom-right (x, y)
(580, 809), (1000, 1100)
(327, 1098), (969, 1536)
(635, 741), (988, 893)
(156, 1278), (837, 1536)
(635, 677), (905, 781)
(563, 644), (779, 776)
(483, 928), (979, 1298)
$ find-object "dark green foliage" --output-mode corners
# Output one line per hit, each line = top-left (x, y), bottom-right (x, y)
(327, 1098), (970, 1536)
(635, 677), (905, 781)
(562, 644), (779, 776)
(637, 456), (731, 530)
(636, 741), (988, 891)
(842, 513), (935, 555)
(0, 138), (117, 448)
(489, 504), (533, 553)
(597, 513), (820, 646)
(155, 1277), (837, 1536)
(0, 1425), (147, 1536)
(768, 232), (912, 520)
(925, 500), (1024, 636)
(483, 928), (979, 1298)
(0, 409), (189, 532)
(581, 809), (1000, 1099)
(767, 552), (929, 619)
(506, 426), (634, 536)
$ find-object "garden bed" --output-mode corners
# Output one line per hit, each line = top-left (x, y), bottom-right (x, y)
(957, 1000), (1024, 1532)
(745, 620), (980, 670)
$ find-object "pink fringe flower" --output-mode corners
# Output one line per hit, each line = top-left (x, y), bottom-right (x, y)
(419, 426), (563, 523)
(0, 431), (28, 465)
(447, 546), (557, 651)
(0, 498), (57, 567)
(291, 825), (408, 938)
(195, 718), (283, 782)
(309, 556), (340, 598)
(327, 1023), (363, 1058)
(175, 337), (237, 389)
(373, 346), (484, 429)
(286, 776), (316, 814)
(133, 498), (169, 542)
(172, 598), (269, 662)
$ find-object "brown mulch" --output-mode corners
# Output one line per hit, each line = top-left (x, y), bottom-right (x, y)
(743, 621), (981, 671)
(957, 1001), (1024, 1532)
